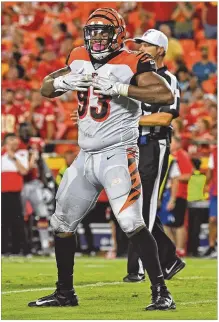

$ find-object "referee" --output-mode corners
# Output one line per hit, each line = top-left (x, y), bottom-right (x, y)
(123, 29), (185, 282)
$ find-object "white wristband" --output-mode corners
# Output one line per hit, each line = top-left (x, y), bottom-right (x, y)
(53, 76), (64, 90)
(117, 83), (129, 97)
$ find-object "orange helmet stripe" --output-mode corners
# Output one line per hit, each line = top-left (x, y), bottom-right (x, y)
(87, 8), (123, 28)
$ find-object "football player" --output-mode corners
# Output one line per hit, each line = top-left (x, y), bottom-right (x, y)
(28, 8), (175, 311)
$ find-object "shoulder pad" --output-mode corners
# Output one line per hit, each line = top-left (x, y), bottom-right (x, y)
(66, 46), (89, 66)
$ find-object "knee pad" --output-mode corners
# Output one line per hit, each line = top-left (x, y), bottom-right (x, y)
(104, 166), (131, 200)
(50, 213), (74, 234)
(116, 211), (145, 235)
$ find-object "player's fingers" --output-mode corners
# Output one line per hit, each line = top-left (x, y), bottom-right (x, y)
(70, 115), (78, 121)
(93, 89), (104, 94)
(92, 81), (102, 89)
(80, 75), (92, 82)
(77, 81), (92, 87)
(71, 118), (78, 122)
(75, 87), (89, 91)
(95, 78), (109, 86)
(136, 51), (143, 57)
(62, 83), (74, 90)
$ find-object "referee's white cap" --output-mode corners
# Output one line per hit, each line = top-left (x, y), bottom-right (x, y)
(134, 29), (168, 52)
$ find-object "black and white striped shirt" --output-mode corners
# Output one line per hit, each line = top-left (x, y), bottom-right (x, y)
(139, 66), (180, 137)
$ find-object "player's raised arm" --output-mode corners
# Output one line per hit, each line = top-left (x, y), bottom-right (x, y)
(93, 70), (174, 105)
(40, 66), (71, 98)
(41, 66), (92, 98)
(93, 53), (174, 106)
(129, 71), (174, 105)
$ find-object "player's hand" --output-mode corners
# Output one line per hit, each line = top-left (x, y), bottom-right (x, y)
(92, 75), (129, 97)
(54, 73), (92, 92)
(70, 110), (78, 125)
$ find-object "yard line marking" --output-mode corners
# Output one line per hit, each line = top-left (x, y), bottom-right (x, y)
(2, 282), (124, 294)
(2, 279), (217, 296)
(2, 287), (55, 294)
(180, 300), (217, 305)
(1, 258), (122, 263)
(86, 264), (108, 268)
(176, 276), (216, 280)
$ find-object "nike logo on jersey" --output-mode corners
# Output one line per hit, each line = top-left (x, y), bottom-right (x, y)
(107, 154), (115, 160)
(165, 260), (177, 274)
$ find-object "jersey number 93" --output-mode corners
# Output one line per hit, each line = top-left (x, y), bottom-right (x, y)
(77, 88), (111, 122)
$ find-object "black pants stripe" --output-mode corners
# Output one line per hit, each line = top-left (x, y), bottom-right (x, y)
(1, 192), (25, 254)
(127, 139), (176, 274)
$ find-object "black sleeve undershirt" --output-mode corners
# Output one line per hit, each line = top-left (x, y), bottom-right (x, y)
(130, 58), (157, 86)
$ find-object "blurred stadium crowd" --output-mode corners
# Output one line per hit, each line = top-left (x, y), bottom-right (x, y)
(1, 2), (217, 258)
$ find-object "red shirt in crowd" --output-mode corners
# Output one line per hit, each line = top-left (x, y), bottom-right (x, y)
(1, 147), (29, 192)
(2, 79), (32, 91)
(152, 2), (177, 21)
(205, 2), (217, 26)
(15, 100), (30, 122)
(2, 104), (21, 139)
(173, 149), (194, 199)
(32, 101), (56, 139)
(2, 102), (30, 139)
(208, 146), (217, 196)
(37, 59), (63, 81)
(19, 9), (45, 31)
(20, 137), (45, 183)
(184, 101), (209, 129)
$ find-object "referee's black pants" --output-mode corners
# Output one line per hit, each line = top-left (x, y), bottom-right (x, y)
(1, 192), (26, 254)
(127, 139), (176, 274)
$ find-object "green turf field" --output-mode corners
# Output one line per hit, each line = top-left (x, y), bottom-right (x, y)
(1, 256), (217, 320)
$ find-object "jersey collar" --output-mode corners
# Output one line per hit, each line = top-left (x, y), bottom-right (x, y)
(89, 49), (124, 70)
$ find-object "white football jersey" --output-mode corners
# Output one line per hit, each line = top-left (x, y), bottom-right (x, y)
(67, 47), (155, 153)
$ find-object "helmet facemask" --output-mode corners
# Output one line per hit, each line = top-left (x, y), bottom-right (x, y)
(84, 24), (118, 60)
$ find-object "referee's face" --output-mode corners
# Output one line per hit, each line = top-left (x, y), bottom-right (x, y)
(138, 42), (157, 58)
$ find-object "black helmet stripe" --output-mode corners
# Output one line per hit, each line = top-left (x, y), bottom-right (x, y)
(87, 14), (116, 26)
(99, 8), (120, 25)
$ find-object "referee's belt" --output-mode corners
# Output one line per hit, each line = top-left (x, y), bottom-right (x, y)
(138, 133), (169, 145)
